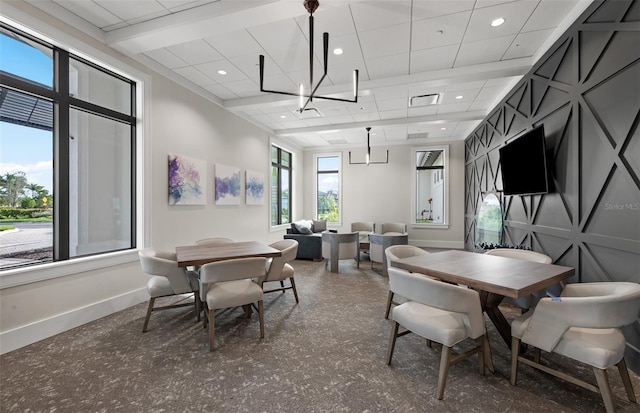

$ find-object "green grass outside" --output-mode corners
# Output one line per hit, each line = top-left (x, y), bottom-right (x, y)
(0, 225), (16, 231)
(0, 218), (53, 223)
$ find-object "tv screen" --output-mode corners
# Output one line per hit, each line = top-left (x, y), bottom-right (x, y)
(499, 125), (549, 196)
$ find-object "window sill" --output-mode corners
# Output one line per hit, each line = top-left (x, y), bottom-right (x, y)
(0, 249), (140, 289)
(411, 223), (450, 230)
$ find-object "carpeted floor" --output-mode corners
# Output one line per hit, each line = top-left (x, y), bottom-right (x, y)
(1, 257), (639, 413)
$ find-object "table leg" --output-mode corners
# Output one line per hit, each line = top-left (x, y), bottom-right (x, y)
(479, 291), (512, 348)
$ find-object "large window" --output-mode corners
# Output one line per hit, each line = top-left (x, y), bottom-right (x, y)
(271, 145), (291, 226)
(0, 24), (136, 270)
(316, 155), (340, 222)
(412, 146), (448, 226)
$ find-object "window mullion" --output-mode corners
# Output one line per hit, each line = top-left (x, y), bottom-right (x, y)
(53, 48), (70, 260)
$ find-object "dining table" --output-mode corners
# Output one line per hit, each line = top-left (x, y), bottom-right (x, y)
(176, 241), (281, 268)
(389, 249), (575, 348)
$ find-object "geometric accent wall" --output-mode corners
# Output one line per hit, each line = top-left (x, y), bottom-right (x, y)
(464, 0), (640, 373)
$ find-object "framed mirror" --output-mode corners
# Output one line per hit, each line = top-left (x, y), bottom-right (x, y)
(475, 192), (503, 247)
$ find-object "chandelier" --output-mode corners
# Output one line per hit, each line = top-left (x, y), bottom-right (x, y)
(259, 0), (359, 113)
(349, 127), (389, 165)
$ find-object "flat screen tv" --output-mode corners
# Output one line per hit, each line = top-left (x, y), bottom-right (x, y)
(499, 125), (550, 196)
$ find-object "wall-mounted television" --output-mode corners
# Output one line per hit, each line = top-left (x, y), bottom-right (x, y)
(499, 125), (550, 196)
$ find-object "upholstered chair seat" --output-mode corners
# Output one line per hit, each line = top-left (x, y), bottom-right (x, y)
(254, 239), (299, 303)
(369, 233), (408, 275)
(381, 223), (407, 234)
(138, 249), (200, 332)
(321, 231), (360, 273)
(199, 257), (267, 351)
(510, 282), (640, 413)
(386, 267), (494, 400)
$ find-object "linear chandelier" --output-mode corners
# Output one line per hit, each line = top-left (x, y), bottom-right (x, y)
(349, 127), (389, 165)
(259, 0), (359, 113)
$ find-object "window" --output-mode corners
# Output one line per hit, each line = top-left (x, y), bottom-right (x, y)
(316, 155), (340, 222)
(0, 24), (136, 270)
(412, 146), (448, 226)
(271, 145), (292, 226)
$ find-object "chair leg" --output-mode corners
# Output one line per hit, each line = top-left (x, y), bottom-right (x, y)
(280, 280), (285, 291)
(593, 367), (616, 413)
(437, 345), (453, 400)
(481, 334), (494, 374)
(510, 336), (521, 385)
(386, 321), (400, 365)
(194, 294), (201, 322)
(258, 300), (265, 339)
(617, 359), (637, 403)
(142, 298), (155, 333)
(385, 291), (394, 319)
(208, 309), (216, 351)
(476, 337), (485, 375)
(534, 347), (541, 363)
(289, 277), (299, 303)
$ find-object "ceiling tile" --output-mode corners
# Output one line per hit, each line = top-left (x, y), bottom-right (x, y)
(248, 19), (304, 54)
(367, 53), (410, 79)
(410, 44), (458, 73)
(454, 34), (515, 66)
(379, 109), (408, 120)
(222, 79), (258, 97)
(167, 39), (223, 65)
(205, 29), (265, 59)
(376, 97), (408, 112)
(156, 0), (217, 13)
(296, 4), (356, 38)
(359, 23), (411, 59)
(445, 81), (487, 92)
(173, 66), (215, 86)
(350, 1), (411, 32)
(202, 83), (237, 100)
(503, 28), (554, 59)
(411, 0), (475, 20)
(54, 0), (122, 28)
(464, 1), (539, 42)
(144, 48), (187, 69)
(468, 100), (493, 111)
(408, 105), (438, 117)
(523, 0), (581, 32)
(93, 0), (166, 22)
(195, 60), (247, 83)
(437, 101), (471, 114)
(411, 11), (472, 51)
(475, 85), (507, 101)
(440, 88), (480, 104)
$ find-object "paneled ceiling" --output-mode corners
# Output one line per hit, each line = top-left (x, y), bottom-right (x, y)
(24, 0), (593, 149)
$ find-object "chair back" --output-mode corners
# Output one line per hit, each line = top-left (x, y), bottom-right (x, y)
(388, 267), (486, 339)
(262, 239), (298, 282)
(385, 245), (429, 264)
(195, 237), (233, 245)
(351, 222), (375, 233)
(561, 282), (640, 327)
(139, 249), (194, 294)
(381, 223), (407, 234)
(484, 248), (552, 264)
(321, 232), (359, 260)
(369, 234), (409, 275)
(199, 257), (267, 300)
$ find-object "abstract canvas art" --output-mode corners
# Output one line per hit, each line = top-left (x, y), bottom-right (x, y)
(168, 154), (206, 205)
(215, 164), (241, 205)
(245, 170), (265, 205)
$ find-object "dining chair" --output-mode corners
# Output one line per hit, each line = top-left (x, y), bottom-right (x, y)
(386, 267), (494, 400)
(484, 248), (554, 309)
(321, 231), (360, 273)
(199, 257), (267, 351)
(381, 223), (407, 234)
(138, 248), (200, 332)
(383, 245), (431, 319)
(369, 233), (408, 275)
(254, 239), (300, 303)
(510, 282), (640, 413)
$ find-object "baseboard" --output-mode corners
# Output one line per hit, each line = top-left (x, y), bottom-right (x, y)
(409, 239), (465, 249)
(0, 288), (148, 355)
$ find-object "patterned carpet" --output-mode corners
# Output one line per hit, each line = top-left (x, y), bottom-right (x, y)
(1, 257), (638, 412)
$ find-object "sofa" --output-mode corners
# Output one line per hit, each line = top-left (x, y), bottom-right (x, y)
(284, 219), (333, 260)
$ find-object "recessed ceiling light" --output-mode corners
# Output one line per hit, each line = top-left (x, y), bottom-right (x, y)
(435, 30), (444, 35)
(491, 17), (505, 27)
(333, 48), (343, 55)
(218, 70), (227, 75)
(441, 127), (446, 130)
(280, 115), (287, 119)
(456, 95), (464, 99)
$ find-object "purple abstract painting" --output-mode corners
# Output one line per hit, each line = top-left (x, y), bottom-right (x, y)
(215, 164), (241, 205)
(168, 154), (206, 205)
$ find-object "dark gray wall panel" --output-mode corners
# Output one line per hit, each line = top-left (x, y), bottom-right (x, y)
(464, 0), (640, 373)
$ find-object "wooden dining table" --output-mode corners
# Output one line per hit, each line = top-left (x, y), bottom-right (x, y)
(176, 241), (281, 268)
(389, 249), (575, 348)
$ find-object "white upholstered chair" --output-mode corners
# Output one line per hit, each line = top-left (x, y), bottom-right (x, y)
(351, 222), (375, 253)
(321, 231), (360, 273)
(484, 248), (554, 309)
(510, 282), (640, 413)
(254, 239), (300, 303)
(138, 249), (200, 332)
(381, 223), (407, 234)
(369, 233), (408, 275)
(386, 267), (494, 400)
(383, 245), (431, 319)
(199, 257), (267, 351)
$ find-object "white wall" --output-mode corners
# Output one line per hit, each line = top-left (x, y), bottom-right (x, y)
(0, 1), (302, 353)
(302, 141), (465, 248)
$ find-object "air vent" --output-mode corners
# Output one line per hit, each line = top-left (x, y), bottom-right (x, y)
(408, 132), (429, 139)
(409, 93), (440, 107)
(294, 107), (323, 118)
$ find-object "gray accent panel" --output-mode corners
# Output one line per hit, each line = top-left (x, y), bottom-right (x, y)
(464, 0), (640, 373)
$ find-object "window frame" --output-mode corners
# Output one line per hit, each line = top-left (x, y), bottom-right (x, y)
(0, 19), (145, 287)
(315, 152), (342, 225)
(270, 144), (292, 227)
(411, 145), (449, 229)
